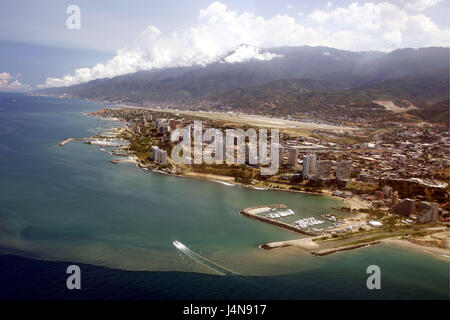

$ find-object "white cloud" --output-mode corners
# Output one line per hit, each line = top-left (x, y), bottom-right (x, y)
(0, 72), (11, 80)
(398, 0), (444, 12)
(307, 2), (450, 49)
(222, 45), (282, 63)
(41, 1), (450, 88)
(0, 72), (29, 90)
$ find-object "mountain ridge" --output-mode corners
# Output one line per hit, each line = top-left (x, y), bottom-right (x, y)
(36, 46), (449, 119)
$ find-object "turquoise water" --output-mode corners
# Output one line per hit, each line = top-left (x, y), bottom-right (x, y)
(0, 92), (448, 299)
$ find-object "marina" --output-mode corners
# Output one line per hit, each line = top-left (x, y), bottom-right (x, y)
(240, 205), (322, 236)
(293, 217), (325, 228)
(84, 139), (129, 147)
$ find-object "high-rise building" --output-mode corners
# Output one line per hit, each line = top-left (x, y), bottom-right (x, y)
(151, 146), (168, 165)
(288, 148), (299, 167)
(278, 145), (284, 165)
(310, 154), (317, 177)
(316, 160), (331, 179)
(302, 153), (319, 178)
(302, 154), (310, 176)
(392, 191), (399, 206)
(269, 143), (283, 166)
(183, 125), (191, 141)
(159, 150), (167, 165)
(336, 161), (352, 181)
(245, 142), (258, 165)
(383, 185), (393, 199)
(416, 202), (439, 223)
(152, 146), (160, 162)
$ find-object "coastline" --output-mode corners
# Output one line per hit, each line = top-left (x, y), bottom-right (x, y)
(71, 104), (449, 262)
(62, 101), (368, 212)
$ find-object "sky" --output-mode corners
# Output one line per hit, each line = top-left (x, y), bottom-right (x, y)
(0, 0), (449, 90)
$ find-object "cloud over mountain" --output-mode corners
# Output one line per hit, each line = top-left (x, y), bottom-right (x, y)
(41, 1), (450, 88)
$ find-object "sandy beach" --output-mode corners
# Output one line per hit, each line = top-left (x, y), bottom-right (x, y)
(321, 189), (370, 210)
(383, 238), (450, 261)
(262, 228), (450, 260)
(183, 172), (236, 182)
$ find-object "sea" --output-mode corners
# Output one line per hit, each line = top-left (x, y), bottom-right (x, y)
(0, 92), (448, 299)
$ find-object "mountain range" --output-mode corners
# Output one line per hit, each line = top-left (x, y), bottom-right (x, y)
(37, 45), (449, 121)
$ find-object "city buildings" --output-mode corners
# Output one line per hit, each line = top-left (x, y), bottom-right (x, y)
(392, 191), (399, 205)
(316, 160), (331, 179)
(169, 119), (182, 131)
(383, 185), (393, 199)
(336, 161), (352, 182)
(152, 146), (168, 165)
(288, 148), (299, 167)
(416, 202), (440, 223)
(302, 153), (317, 178)
(393, 198), (416, 216)
(152, 146), (159, 162)
(374, 190), (384, 200)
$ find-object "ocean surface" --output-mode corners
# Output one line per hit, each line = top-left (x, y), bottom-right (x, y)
(0, 92), (448, 299)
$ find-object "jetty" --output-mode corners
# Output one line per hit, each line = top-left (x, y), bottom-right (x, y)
(110, 158), (136, 164)
(112, 151), (130, 156)
(59, 138), (74, 146)
(261, 237), (320, 250)
(58, 137), (93, 146)
(311, 241), (380, 256)
(240, 205), (322, 236)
